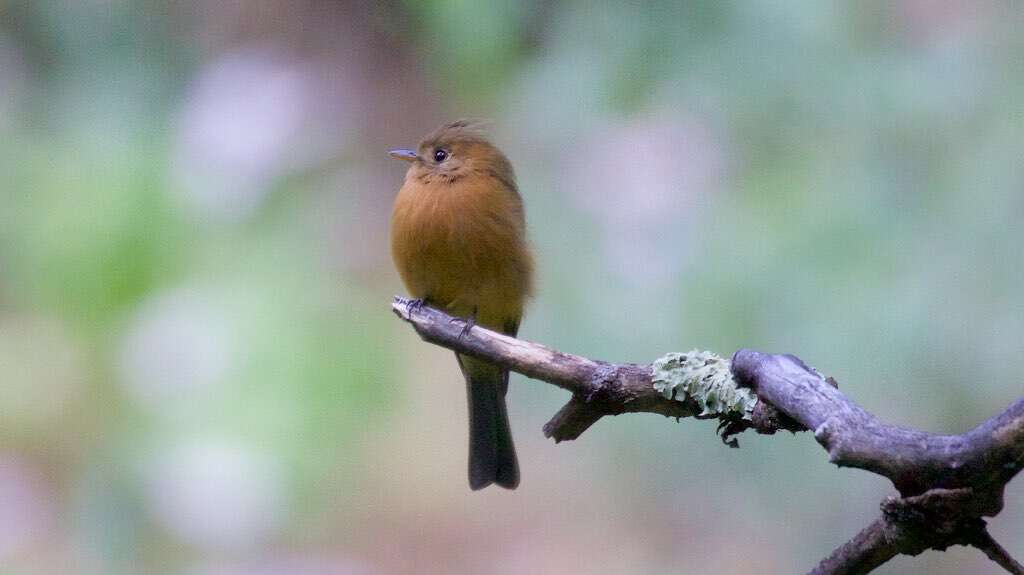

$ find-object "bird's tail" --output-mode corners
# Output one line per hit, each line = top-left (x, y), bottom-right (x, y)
(458, 354), (519, 490)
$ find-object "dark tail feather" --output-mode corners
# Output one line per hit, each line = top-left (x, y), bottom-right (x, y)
(460, 354), (519, 490)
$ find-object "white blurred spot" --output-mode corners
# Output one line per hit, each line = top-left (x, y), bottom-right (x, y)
(117, 287), (233, 408)
(0, 456), (55, 559)
(146, 440), (285, 552)
(172, 47), (335, 223)
(563, 114), (725, 286)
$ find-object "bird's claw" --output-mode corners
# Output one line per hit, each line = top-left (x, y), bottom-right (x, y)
(450, 315), (476, 339)
(406, 298), (426, 319)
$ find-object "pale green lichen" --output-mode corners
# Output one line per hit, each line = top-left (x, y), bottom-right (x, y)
(651, 350), (757, 419)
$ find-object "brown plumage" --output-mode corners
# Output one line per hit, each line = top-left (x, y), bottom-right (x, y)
(389, 120), (533, 490)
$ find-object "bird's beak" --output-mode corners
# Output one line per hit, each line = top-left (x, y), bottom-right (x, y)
(388, 149), (418, 162)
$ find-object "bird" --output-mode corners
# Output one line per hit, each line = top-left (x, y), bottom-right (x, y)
(389, 120), (533, 490)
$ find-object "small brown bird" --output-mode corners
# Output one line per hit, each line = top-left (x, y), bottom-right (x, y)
(389, 120), (533, 490)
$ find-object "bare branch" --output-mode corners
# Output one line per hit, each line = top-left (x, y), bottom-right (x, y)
(541, 397), (604, 442)
(730, 350), (1024, 498)
(391, 297), (1024, 574)
(391, 298), (794, 441)
(810, 516), (899, 575)
(969, 529), (1024, 575)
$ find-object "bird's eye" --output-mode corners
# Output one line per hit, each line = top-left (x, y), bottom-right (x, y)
(433, 149), (449, 162)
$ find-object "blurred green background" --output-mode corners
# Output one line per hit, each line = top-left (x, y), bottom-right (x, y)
(1, 1), (1022, 573)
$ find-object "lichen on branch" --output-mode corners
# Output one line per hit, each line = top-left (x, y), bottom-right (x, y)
(652, 350), (757, 419)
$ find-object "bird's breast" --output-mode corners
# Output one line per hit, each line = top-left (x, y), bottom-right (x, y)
(390, 177), (533, 326)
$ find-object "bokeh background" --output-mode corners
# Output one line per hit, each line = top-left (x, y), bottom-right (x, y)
(1, 1), (1023, 573)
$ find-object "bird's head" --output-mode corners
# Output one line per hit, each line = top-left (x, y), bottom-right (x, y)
(389, 120), (515, 187)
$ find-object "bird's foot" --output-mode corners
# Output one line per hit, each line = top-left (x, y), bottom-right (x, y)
(450, 313), (477, 339)
(406, 298), (426, 319)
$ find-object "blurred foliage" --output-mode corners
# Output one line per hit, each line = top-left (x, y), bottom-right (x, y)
(0, 1), (1022, 574)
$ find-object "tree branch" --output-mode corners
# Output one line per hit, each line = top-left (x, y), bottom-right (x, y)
(730, 350), (1024, 498)
(391, 297), (1024, 574)
(809, 516), (899, 575)
(812, 489), (1023, 575)
(970, 528), (1024, 574)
